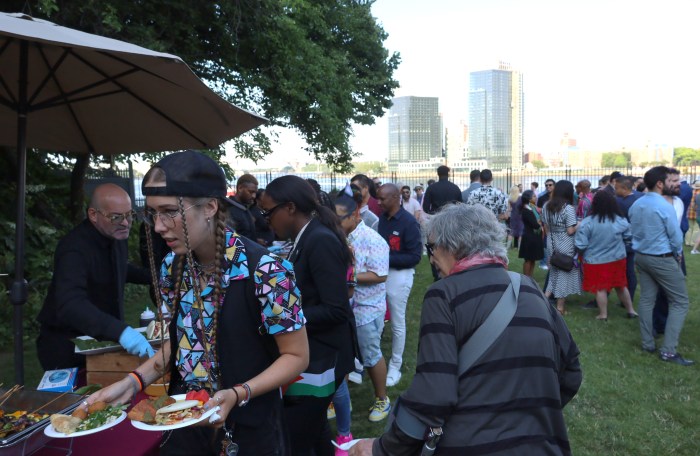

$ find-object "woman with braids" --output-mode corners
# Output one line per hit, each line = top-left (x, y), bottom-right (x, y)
(87, 150), (309, 455)
(259, 175), (358, 456)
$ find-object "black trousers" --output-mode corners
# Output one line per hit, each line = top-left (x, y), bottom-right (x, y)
(284, 393), (335, 456)
(160, 399), (289, 456)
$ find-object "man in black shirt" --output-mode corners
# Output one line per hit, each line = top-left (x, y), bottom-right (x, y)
(537, 179), (555, 209)
(227, 174), (266, 244)
(421, 165), (462, 215)
(37, 183), (152, 369)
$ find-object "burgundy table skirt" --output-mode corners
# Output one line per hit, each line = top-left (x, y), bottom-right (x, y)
(32, 392), (160, 456)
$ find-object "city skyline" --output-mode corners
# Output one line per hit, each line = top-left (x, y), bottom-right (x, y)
(228, 0), (700, 170)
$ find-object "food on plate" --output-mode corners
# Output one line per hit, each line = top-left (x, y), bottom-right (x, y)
(87, 400), (107, 415)
(146, 320), (169, 340)
(129, 393), (208, 426)
(127, 395), (176, 424)
(155, 399), (204, 426)
(50, 414), (81, 434)
(0, 410), (50, 438)
(185, 389), (210, 404)
(49, 404), (126, 435)
(71, 406), (87, 420)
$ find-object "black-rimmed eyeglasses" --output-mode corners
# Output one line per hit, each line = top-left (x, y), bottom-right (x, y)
(96, 210), (136, 225)
(261, 202), (287, 220)
(425, 242), (435, 257)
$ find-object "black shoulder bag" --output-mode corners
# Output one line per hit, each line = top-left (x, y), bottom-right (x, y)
(548, 211), (574, 272)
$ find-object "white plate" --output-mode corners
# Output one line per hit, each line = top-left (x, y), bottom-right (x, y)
(44, 411), (126, 438)
(129, 394), (218, 432)
(331, 438), (362, 451)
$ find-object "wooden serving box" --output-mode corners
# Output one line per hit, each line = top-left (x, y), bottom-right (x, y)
(85, 351), (169, 396)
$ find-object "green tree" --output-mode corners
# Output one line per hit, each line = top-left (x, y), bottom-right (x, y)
(6, 0), (398, 172)
(601, 152), (631, 168)
(531, 159), (547, 170)
(673, 147), (700, 166)
(352, 161), (386, 174)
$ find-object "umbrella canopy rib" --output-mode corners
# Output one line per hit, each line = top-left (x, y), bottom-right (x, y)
(28, 44), (70, 105)
(68, 49), (210, 148)
(35, 46), (96, 152)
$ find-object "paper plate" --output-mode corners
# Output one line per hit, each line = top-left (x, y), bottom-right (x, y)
(44, 411), (126, 438)
(130, 394), (218, 431)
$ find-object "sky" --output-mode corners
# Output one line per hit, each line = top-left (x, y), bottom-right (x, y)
(230, 0), (700, 169)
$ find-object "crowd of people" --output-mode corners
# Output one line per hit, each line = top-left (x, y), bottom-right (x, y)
(38, 150), (697, 455)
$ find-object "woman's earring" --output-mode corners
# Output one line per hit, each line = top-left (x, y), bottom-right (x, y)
(207, 217), (211, 224)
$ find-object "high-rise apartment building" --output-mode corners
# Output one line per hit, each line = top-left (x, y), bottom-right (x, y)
(388, 96), (442, 170)
(468, 62), (524, 170)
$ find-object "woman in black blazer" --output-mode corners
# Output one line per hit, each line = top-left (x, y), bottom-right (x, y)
(260, 175), (356, 456)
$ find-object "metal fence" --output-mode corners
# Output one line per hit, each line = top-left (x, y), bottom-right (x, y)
(124, 164), (699, 206)
(248, 165), (700, 194)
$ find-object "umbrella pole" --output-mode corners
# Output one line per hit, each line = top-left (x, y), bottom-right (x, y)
(10, 40), (29, 386)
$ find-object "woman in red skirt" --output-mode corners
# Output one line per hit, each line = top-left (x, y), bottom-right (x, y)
(574, 191), (638, 321)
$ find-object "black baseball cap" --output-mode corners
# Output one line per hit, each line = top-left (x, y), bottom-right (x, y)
(142, 150), (228, 199)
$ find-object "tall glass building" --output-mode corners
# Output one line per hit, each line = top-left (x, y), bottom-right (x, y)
(468, 64), (524, 170)
(388, 96), (442, 170)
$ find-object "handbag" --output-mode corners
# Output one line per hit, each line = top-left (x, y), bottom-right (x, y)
(548, 222), (574, 272)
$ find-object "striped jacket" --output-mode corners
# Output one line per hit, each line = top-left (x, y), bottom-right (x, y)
(374, 264), (582, 455)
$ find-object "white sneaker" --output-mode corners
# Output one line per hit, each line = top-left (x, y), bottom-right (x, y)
(691, 250), (700, 255)
(348, 372), (363, 384)
(386, 367), (402, 387)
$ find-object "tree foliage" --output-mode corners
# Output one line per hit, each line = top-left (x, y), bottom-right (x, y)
(601, 152), (631, 168)
(5, 0), (399, 171)
(673, 147), (700, 166)
(531, 159), (547, 170)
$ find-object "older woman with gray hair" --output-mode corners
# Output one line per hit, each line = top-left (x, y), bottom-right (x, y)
(350, 204), (582, 456)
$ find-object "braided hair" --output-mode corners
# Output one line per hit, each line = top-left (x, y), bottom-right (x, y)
(143, 168), (228, 389)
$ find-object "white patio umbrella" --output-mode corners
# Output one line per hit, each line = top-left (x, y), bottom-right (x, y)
(0, 12), (266, 384)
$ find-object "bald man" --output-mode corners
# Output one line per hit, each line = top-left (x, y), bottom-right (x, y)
(377, 184), (422, 386)
(37, 183), (153, 370)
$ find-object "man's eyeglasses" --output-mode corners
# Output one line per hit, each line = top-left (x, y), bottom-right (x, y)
(96, 210), (136, 225)
(337, 212), (353, 221)
(425, 242), (435, 257)
(142, 204), (197, 228)
(546, 183), (554, 187)
(261, 202), (287, 220)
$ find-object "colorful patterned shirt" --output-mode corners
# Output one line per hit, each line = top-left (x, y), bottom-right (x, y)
(348, 221), (389, 326)
(467, 185), (508, 217)
(160, 229), (305, 385)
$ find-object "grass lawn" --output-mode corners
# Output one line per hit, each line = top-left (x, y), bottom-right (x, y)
(341, 247), (700, 456)
(3, 248), (698, 455)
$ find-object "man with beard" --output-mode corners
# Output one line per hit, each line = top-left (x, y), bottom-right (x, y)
(227, 174), (268, 244)
(629, 166), (693, 366)
(651, 168), (688, 338)
(37, 183), (152, 370)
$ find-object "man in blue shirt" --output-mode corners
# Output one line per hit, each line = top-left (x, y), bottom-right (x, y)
(628, 166), (692, 366)
(377, 184), (422, 386)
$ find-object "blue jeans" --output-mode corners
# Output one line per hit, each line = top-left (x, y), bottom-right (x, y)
(332, 379), (351, 435)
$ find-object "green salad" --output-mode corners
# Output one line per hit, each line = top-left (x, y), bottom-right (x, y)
(77, 405), (127, 431)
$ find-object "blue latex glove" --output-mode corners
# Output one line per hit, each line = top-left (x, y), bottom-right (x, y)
(119, 326), (155, 358)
